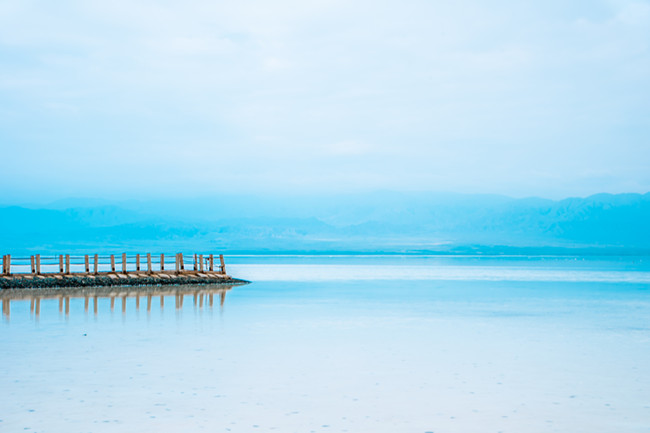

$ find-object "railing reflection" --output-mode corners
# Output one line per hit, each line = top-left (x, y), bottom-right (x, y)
(1, 284), (234, 319)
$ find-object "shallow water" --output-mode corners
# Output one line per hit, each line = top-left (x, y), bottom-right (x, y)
(1, 256), (649, 432)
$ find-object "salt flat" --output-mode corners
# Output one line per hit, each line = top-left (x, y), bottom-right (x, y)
(1, 256), (649, 433)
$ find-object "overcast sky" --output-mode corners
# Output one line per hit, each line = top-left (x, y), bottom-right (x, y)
(1, 0), (649, 201)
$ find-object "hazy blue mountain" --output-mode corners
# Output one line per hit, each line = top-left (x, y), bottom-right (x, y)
(1, 192), (649, 255)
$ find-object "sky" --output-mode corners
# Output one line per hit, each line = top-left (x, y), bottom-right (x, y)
(0, 0), (649, 202)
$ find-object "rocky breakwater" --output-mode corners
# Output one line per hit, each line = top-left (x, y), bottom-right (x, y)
(0, 272), (249, 290)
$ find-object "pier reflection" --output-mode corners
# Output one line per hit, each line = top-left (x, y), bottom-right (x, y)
(1, 284), (234, 319)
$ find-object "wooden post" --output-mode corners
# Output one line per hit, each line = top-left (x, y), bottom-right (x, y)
(136, 254), (140, 271)
(180, 253), (184, 272)
(30, 256), (36, 274)
(65, 254), (70, 274)
(2, 255), (5, 275)
(59, 254), (64, 274)
(35, 254), (41, 274)
(147, 253), (152, 274)
(84, 255), (90, 273)
(160, 253), (165, 271)
(175, 254), (179, 273)
(122, 253), (127, 273)
(219, 254), (226, 275)
(193, 254), (198, 271)
(199, 254), (204, 272)
(209, 254), (214, 272)
(4, 255), (10, 275)
(93, 254), (99, 274)
(110, 255), (115, 272)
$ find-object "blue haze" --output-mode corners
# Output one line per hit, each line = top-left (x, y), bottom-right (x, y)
(0, 1), (648, 253)
(2, 192), (649, 255)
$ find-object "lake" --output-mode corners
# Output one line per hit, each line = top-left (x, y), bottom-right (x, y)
(1, 255), (649, 432)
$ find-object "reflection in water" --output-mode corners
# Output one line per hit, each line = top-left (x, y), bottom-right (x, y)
(0, 284), (235, 319)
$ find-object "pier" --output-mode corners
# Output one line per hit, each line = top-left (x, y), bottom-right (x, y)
(0, 253), (248, 289)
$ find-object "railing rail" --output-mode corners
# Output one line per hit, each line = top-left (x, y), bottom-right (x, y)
(1, 253), (226, 276)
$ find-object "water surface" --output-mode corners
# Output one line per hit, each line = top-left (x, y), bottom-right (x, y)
(1, 256), (649, 432)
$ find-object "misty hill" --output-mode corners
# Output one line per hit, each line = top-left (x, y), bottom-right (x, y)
(2, 192), (649, 255)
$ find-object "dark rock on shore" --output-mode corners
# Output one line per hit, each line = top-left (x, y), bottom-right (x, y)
(0, 275), (249, 290)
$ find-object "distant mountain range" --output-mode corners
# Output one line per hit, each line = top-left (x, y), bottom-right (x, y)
(1, 192), (649, 255)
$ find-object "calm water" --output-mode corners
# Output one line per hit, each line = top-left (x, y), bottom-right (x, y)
(1, 256), (649, 433)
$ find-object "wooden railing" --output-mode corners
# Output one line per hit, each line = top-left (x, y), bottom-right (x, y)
(1, 253), (226, 276)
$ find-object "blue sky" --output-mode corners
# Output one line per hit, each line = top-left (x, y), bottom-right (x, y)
(0, 0), (649, 201)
